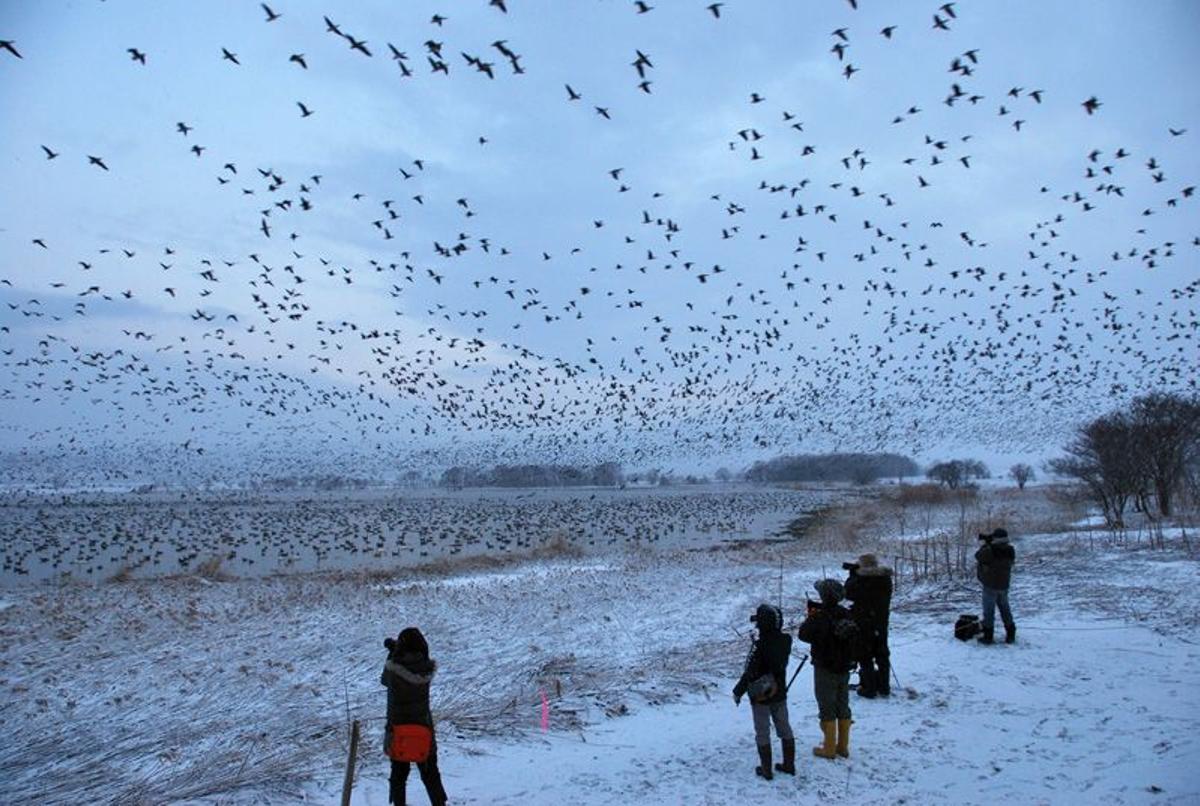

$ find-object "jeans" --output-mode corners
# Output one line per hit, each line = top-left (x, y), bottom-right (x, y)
(751, 700), (794, 745)
(981, 586), (1014, 632)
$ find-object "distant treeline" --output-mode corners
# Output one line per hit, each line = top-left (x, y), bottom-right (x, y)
(440, 462), (624, 488)
(743, 453), (920, 484)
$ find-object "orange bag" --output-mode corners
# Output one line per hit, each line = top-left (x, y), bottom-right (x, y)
(386, 723), (433, 763)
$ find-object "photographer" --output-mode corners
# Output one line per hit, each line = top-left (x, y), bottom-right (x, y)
(975, 528), (1017, 644)
(844, 553), (893, 698)
(381, 627), (448, 806)
(797, 579), (855, 760)
(732, 603), (796, 780)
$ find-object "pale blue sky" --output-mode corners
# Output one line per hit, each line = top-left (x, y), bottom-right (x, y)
(0, 0), (1197, 476)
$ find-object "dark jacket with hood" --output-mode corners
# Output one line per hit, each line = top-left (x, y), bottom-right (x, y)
(733, 604), (792, 705)
(382, 633), (437, 728)
(844, 556), (893, 638)
(975, 535), (1015, 591)
(798, 580), (855, 674)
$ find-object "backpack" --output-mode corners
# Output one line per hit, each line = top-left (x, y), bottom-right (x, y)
(954, 614), (981, 642)
(829, 614), (862, 671)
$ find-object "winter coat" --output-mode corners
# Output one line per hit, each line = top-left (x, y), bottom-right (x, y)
(797, 603), (855, 674)
(975, 538), (1015, 591)
(845, 565), (893, 637)
(733, 617), (793, 705)
(381, 650), (436, 728)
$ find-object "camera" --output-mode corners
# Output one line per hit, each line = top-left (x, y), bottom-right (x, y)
(806, 598), (822, 613)
(977, 532), (993, 543)
(384, 636), (397, 652)
(842, 561), (859, 572)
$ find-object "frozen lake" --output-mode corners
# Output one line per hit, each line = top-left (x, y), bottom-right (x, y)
(0, 483), (851, 586)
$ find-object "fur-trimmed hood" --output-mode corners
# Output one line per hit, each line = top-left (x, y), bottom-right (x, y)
(856, 553), (892, 577)
(384, 656), (437, 685)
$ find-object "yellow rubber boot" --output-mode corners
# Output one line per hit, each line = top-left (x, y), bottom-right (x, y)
(836, 718), (852, 758)
(812, 720), (838, 759)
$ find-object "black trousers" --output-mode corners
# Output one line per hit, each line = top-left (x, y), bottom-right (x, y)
(389, 736), (447, 806)
(858, 630), (890, 695)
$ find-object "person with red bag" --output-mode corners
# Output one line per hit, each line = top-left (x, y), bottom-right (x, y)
(381, 627), (448, 806)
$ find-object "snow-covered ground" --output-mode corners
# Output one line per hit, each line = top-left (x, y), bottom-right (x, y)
(327, 528), (1200, 806)
(1, 489), (1197, 804)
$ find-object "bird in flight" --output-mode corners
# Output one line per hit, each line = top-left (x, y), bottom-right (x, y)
(297, 102), (314, 118)
(0, 40), (20, 59)
(260, 3), (280, 22)
(1082, 96), (1101, 115)
(40, 145), (58, 160)
(706, 3), (723, 17)
(127, 47), (147, 64)
(222, 48), (240, 65)
(289, 53), (307, 69)
(87, 155), (109, 171)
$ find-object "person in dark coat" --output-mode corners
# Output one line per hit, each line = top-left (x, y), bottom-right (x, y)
(975, 528), (1017, 644)
(844, 553), (893, 698)
(797, 579), (854, 760)
(732, 603), (796, 780)
(381, 627), (448, 806)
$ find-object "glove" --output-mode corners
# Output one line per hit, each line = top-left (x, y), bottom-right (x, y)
(733, 692), (742, 706)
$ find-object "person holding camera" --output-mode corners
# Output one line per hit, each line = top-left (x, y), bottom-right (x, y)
(844, 553), (893, 698)
(975, 528), (1017, 644)
(381, 627), (448, 806)
(797, 579), (855, 760)
(732, 603), (796, 780)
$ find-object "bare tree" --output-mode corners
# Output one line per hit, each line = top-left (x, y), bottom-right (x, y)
(1130, 392), (1200, 517)
(927, 461), (964, 489)
(1049, 410), (1146, 528)
(1009, 463), (1035, 490)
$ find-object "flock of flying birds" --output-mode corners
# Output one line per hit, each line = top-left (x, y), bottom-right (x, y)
(1, 0), (1196, 483)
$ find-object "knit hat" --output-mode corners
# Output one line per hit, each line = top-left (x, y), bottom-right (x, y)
(755, 603), (782, 632)
(814, 578), (845, 605)
(857, 553), (879, 569)
(990, 528), (1009, 541)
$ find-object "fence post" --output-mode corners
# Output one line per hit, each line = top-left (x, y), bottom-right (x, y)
(341, 719), (361, 806)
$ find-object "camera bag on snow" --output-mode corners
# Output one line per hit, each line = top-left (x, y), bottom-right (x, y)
(954, 614), (981, 642)
(384, 723), (433, 763)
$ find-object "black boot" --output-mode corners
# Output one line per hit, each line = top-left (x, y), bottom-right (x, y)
(877, 659), (891, 697)
(774, 738), (796, 775)
(755, 743), (774, 780)
(978, 627), (995, 645)
(857, 664), (876, 698)
(1005, 623), (1016, 644)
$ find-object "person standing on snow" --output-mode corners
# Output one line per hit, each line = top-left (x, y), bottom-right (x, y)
(733, 603), (796, 780)
(797, 579), (855, 760)
(975, 528), (1017, 644)
(381, 627), (448, 806)
(844, 553), (893, 698)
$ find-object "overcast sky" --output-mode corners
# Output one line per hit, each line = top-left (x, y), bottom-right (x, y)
(0, 0), (1197, 477)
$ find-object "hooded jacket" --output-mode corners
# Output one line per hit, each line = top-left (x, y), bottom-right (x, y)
(381, 650), (436, 728)
(975, 536), (1015, 591)
(844, 556), (893, 637)
(733, 604), (792, 705)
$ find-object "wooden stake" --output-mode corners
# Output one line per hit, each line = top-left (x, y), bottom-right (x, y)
(341, 719), (360, 806)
